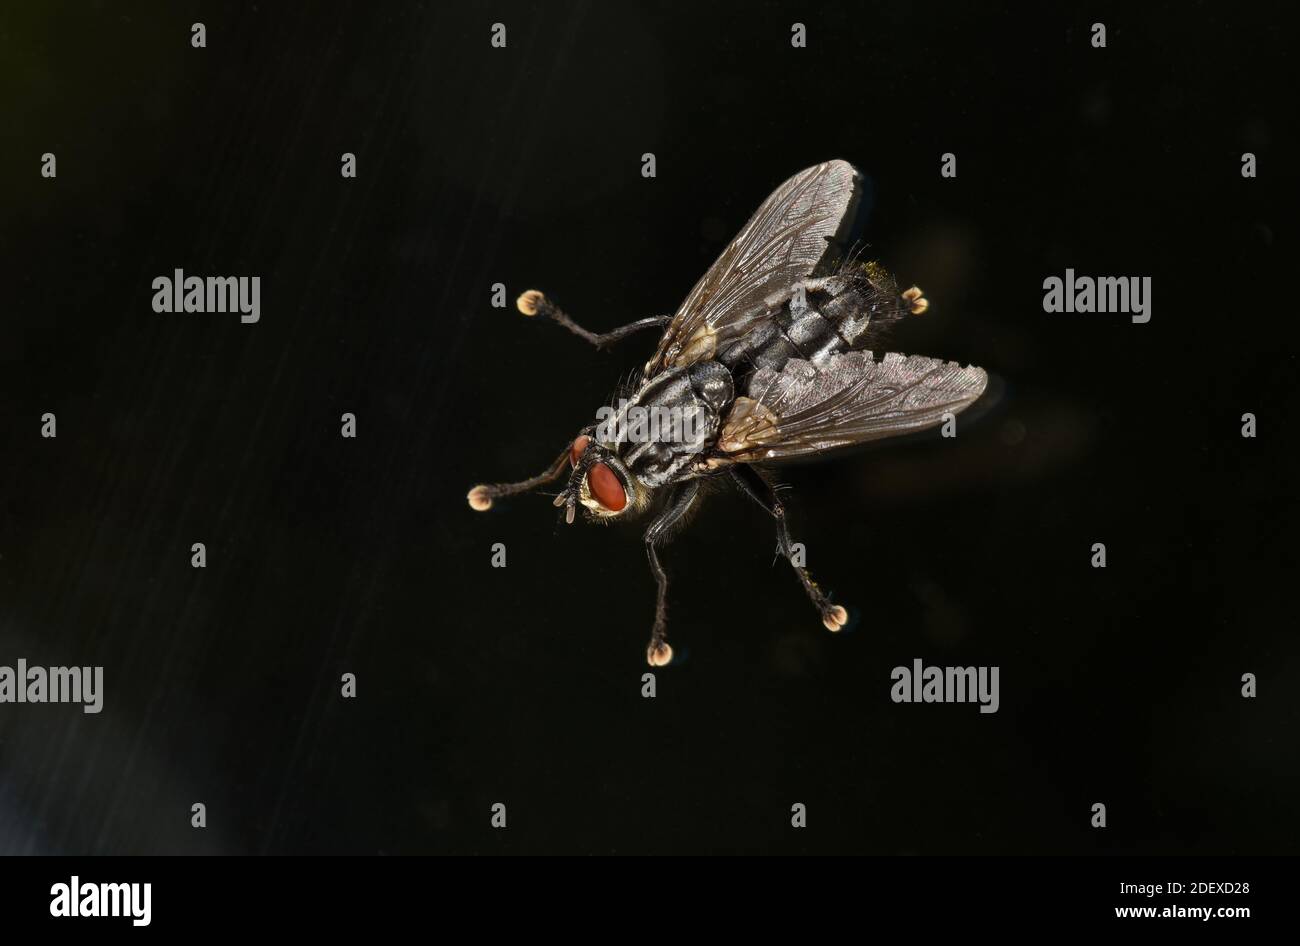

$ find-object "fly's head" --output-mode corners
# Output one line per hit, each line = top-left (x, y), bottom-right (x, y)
(555, 433), (647, 524)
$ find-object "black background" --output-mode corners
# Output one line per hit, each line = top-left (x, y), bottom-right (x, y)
(1, 1), (1293, 855)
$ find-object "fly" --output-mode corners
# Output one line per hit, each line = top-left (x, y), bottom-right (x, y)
(468, 160), (988, 666)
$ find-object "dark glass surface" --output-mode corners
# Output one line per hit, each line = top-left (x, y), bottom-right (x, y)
(0, 1), (1289, 854)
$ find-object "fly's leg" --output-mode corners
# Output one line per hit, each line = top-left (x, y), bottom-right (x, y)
(730, 466), (849, 632)
(516, 290), (670, 349)
(901, 285), (929, 315)
(643, 481), (703, 666)
(467, 446), (570, 512)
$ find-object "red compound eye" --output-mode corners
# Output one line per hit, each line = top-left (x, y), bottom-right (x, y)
(569, 435), (590, 468)
(587, 462), (627, 512)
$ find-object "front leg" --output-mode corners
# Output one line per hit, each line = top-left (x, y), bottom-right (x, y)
(517, 290), (670, 349)
(643, 480), (703, 666)
(729, 465), (849, 632)
(467, 445), (571, 512)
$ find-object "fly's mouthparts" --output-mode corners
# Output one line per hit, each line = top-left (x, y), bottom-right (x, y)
(552, 489), (577, 524)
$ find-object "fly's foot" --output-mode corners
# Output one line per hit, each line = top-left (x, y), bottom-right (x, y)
(822, 603), (849, 633)
(646, 640), (674, 667)
(516, 289), (547, 317)
(902, 286), (929, 315)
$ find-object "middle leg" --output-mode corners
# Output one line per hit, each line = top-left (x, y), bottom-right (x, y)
(643, 480), (703, 666)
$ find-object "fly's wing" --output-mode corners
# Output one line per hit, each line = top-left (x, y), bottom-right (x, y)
(717, 351), (987, 462)
(644, 160), (861, 378)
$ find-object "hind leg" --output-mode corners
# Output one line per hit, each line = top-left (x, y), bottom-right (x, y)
(729, 466), (848, 632)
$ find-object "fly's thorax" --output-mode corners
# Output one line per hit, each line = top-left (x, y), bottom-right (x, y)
(603, 362), (734, 489)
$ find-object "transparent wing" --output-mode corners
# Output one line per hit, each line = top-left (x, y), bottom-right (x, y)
(644, 160), (862, 378)
(717, 350), (988, 462)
